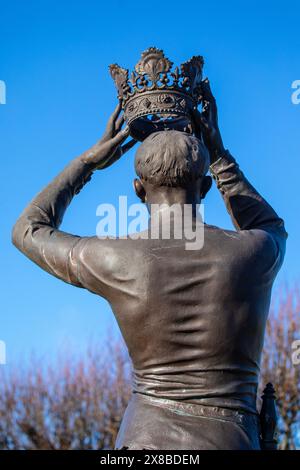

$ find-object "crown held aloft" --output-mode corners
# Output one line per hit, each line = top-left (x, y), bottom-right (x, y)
(109, 47), (204, 141)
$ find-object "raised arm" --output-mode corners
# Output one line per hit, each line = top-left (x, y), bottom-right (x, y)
(12, 102), (136, 288)
(193, 80), (287, 240)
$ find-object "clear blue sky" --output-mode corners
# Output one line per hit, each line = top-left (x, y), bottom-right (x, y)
(0, 0), (299, 364)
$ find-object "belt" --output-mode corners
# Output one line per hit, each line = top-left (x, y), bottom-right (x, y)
(135, 393), (259, 426)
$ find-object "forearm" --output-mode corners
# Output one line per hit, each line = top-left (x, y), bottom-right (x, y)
(12, 102), (132, 289)
(13, 155), (94, 246)
(209, 150), (287, 236)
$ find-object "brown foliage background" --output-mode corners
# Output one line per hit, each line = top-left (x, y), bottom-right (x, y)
(0, 339), (131, 450)
(260, 287), (300, 450)
(0, 288), (299, 450)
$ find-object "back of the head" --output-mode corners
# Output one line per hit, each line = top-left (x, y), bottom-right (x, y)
(134, 130), (209, 188)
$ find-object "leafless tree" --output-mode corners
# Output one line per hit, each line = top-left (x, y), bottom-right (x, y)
(260, 286), (300, 449)
(0, 337), (131, 449)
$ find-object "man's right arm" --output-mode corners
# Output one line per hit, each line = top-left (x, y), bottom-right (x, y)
(209, 150), (287, 237)
(195, 79), (287, 271)
(210, 149), (287, 279)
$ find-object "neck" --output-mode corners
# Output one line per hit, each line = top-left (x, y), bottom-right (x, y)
(147, 186), (200, 205)
(146, 186), (201, 217)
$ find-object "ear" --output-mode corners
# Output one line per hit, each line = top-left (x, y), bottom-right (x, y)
(133, 178), (146, 203)
(200, 175), (212, 200)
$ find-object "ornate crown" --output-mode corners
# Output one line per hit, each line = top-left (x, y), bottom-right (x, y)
(109, 47), (204, 140)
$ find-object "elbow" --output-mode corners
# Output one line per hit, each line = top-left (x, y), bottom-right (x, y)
(11, 217), (26, 251)
(11, 219), (20, 249)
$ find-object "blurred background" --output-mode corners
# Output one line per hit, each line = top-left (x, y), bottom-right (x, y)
(0, 0), (299, 449)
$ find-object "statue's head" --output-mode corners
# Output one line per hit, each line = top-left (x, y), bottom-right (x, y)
(133, 130), (212, 204)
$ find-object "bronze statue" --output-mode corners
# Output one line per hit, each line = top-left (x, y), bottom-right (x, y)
(12, 48), (287, 450)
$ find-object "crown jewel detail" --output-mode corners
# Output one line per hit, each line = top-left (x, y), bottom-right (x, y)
(109, 47), (204, 140)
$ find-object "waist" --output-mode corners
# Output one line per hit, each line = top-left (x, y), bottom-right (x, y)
(115, 392), (261, 449)
(133, 368), (259, 414)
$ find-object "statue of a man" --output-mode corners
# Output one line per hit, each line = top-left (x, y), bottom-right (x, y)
(12, 80), (287, 450)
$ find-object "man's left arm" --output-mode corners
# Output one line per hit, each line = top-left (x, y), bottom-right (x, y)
(12, 103), (136, 290)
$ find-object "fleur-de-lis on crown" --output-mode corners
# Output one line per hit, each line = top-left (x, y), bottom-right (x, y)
(181, 56), (204, 95)
(109, 64), (129, 100)
(135, 47), (173, 83)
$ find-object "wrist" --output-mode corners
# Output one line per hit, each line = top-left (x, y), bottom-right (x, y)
(204, 128), (225, 164)
(208, 144), (225, 163)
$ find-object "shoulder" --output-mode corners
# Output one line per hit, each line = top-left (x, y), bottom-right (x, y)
(204, 224), (285, 268)
(74, 235), (148, 273)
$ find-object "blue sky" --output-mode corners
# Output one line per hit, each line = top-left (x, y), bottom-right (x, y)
(0, 0), (299, 365)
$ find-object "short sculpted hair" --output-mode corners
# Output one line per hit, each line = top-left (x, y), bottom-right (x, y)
(134, 130), (209, 187)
